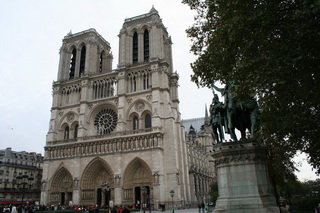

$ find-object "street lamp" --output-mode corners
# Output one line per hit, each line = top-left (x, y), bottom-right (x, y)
(170, 190), (175, 213)
(101, 182), (110, 213)
(16, 172), (34, 206)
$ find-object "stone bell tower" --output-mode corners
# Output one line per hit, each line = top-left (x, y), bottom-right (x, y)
(41, 7), (196, 207)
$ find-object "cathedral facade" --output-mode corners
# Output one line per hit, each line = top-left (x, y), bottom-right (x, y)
(41, 8), (215, 208)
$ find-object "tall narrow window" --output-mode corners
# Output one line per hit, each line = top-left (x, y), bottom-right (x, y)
(79, 46), (86, 76)
(133, 32), (138, 64)
(64, 126), (69, 140)
(74, 124), (78, 138)
(99, 51), (104, 73)
(144, 29), (149, 61)
(133, 116), (139, 130)
(133, 76), (137, 92)
(145, 114), (151, 129)
(69, 48), (76, 79)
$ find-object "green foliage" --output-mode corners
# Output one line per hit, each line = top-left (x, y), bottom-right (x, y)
(182, 0), (320, 174)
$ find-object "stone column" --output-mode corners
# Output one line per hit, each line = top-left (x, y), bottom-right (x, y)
(212, 141), (279, 213)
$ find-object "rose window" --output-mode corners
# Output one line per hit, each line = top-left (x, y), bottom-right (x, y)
(94, 109), (117, 134)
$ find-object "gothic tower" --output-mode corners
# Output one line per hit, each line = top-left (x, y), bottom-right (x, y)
(41, 7), (200, 207)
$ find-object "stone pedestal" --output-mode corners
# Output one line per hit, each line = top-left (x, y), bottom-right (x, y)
(212, 141), (279, 213)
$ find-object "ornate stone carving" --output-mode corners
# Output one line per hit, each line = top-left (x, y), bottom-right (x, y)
(153, 172), (160, 185)
(114, 175), (121, 187)
(146, 95), (152, 101)
(67, 114), (75, 123)
(135, 101), (145, 112)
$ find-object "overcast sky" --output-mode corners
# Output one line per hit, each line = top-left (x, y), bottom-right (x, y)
(0, 0), (317, 181)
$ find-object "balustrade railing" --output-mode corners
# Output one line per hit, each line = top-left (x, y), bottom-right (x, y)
(44, 130), (163, 159)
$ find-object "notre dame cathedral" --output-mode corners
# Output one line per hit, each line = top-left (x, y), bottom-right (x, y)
(41, 7), (215, 208)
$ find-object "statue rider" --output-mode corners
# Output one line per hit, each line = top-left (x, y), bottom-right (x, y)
(210, 94), (225, 143)
(211, 82), (238, 141)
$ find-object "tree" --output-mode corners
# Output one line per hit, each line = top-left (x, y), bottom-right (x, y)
(182, 0), (320, 173)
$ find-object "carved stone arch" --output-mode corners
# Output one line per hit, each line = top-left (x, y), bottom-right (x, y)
(78, 41), (87, 50)
(127, 99), (152, 118)
(80, 157), (114, 205)
(59, 111), (79, 128)
(67, 44), (77, 54)
(49, 166), (73, 205)
(123, 157), (153, 189)
(88, 103), (118, 123)
(139, 24), (151, 34)
(129, 28), (139, 37)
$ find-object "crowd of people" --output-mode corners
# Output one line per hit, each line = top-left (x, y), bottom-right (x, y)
(0, 204), (139, 213)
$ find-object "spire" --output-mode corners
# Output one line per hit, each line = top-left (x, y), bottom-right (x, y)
(149, 5), (159, 14)
(67, 30), (72, 36)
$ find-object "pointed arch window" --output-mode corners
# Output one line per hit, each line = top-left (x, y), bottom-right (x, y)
(133, 116), (139, 130)
(79, 46), (86, 76)
(99, 51), (104, 73)
(145, 114), (151, 129)
(144, 29), (149, 61)
(64, 126), (69, 140)
(133, 75), (137, 92)
(69, 48), (76, 79)
(74, 124), (78, 138)
(133, 32), (138, 64)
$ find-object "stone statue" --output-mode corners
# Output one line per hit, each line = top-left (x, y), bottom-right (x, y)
(211, 82), (259, 141)
(209, 94), (225, 143)
(211, 82), (238, 141)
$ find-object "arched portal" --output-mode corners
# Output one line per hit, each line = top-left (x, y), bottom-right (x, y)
(49, 167), (73, 205)
(80, 157), (114, 206)
(123, 157), (153, 206)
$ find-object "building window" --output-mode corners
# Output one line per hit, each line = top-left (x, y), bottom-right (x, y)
(143, 72), (150, 90)
(133, 116), (139, 130)
(94, 108), (118, 135)
(144, 29), (149, 61)
(99, 51), (104, 73)
(133, 32), (138, 64)
(145, 114), (151, 129)
(69, 48), (76, 79)
(74, 124), (78, 138)
(64, 126), (69, 140)
(79, 46), (86, 76)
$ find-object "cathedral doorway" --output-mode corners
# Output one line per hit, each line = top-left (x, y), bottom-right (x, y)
(80, 157), (114, 206)
(123, 158), (153, 205)
(96, 188), (102, 205)
(134, 187), (141, 204)
(61, 192), (65, 205)
(49, 167), (73, 205)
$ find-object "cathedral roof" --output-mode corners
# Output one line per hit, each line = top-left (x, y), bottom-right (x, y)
(124, 6), (159, 23)
(182, 117), (206, 133)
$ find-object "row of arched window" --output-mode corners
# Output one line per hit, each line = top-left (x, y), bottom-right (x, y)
(69, 46), (86, 79)
(133, 114), (152, 130)
(132, 29), (149, 64)
(63, 109), (152, 140)
(64, 124), (78, 140)
(68, 46), (108, 80)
